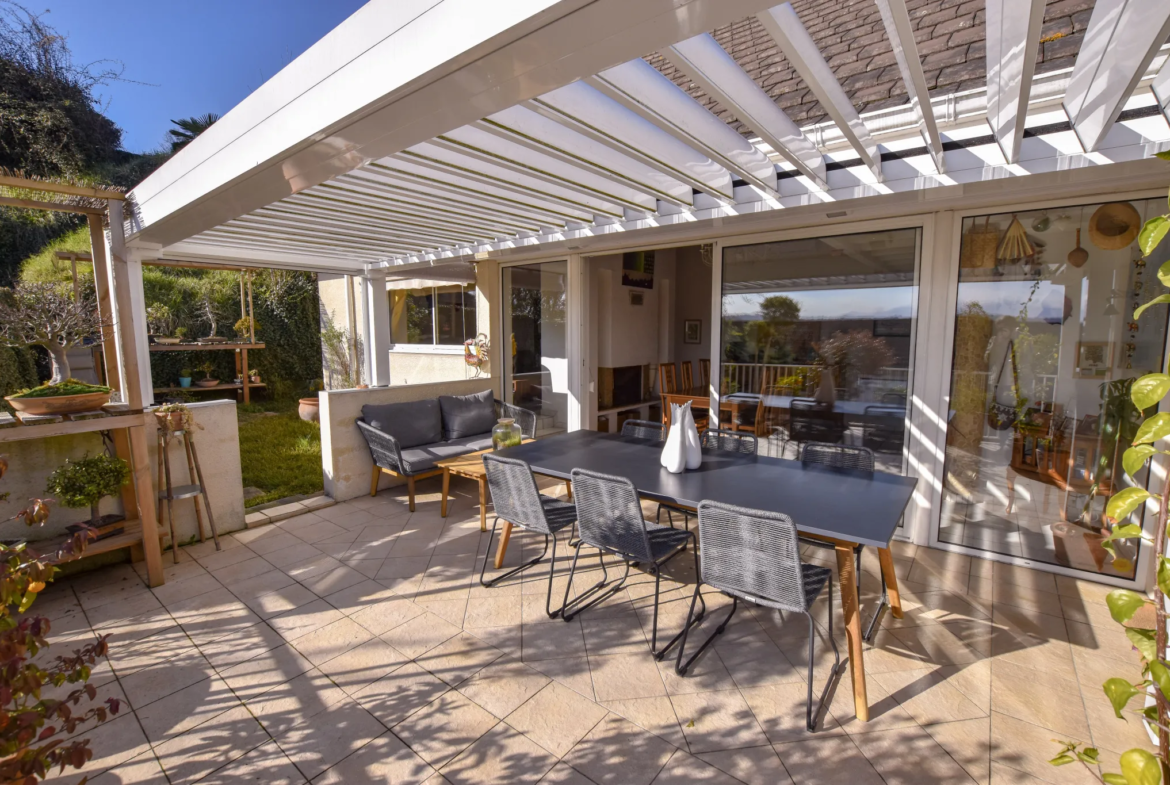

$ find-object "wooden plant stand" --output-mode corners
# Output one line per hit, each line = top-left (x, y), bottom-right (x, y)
(156, 427), (221, 562)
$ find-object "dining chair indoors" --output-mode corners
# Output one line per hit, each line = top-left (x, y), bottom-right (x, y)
(799, 441), (887, 641)
(675, 500), (841, 732)
(620, 419), (665, 441)
(564, 468), (704, 660)
(480, 454), (578, 619)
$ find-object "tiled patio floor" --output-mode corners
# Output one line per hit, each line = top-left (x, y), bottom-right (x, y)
(35, 476), (1154, 784)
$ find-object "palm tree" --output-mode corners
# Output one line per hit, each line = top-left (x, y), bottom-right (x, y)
(167, 113), (220, 152)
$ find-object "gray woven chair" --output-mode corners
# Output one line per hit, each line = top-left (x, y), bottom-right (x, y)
(675, 500), (841, 732)
(564, 468), (703, 659)
(620, 419), (665, 441)
(480, 454), (577, 619)
(798, 441), (886, 642)
(660, 428), (758, 531)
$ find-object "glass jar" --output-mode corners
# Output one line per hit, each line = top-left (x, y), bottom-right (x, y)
(492, 417), (523, 451)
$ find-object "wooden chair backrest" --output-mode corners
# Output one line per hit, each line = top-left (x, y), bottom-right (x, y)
(680, 361), (694, 390)
(659, 363), (678, 395)
(699, 359), (710, 389)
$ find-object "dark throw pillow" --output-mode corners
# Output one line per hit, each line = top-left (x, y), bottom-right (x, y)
(362, 399), (442, 448)
(438, 389), (496, 440)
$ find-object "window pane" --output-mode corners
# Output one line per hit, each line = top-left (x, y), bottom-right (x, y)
(390, 288), (433, 344)
(720, 228), (920, 475)
(503, 263), (568, 434)
(435, 284), (471, 345)
(939, 200), (1170, 578)
(463, 285), (478, 343)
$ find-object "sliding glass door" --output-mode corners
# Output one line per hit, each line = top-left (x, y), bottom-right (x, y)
(502, 261), (569, 435)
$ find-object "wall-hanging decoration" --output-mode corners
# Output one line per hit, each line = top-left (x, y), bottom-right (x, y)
(997, 215), (1034, 264)
(959, 216), (998, 269)
(622, 250), (655, 289)
(683, 320), (701, 344)
(1088, 202), (1141, 250)
(1067, 228), (1089, 268)
(1074, 341), (1113, 379)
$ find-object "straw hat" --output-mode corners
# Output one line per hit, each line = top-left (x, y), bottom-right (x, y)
(1088, 202), (1141, 250)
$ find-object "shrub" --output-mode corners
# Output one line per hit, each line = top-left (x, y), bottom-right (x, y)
(44, 454), (129, 526)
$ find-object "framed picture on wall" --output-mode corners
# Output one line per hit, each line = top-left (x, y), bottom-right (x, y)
(683, 320), (701, 344)
(1075, 341), (1112, 379)
(622, 251), (655, 289)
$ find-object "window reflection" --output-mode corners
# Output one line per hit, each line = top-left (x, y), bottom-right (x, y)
(940, 201), (1170, 578)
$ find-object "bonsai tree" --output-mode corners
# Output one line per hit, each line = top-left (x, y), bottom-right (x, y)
(0, 282), (105, 384)
(196, 361), (217, 381)
(44, 454), (130, 527)
(145, 303), (173, 336)
(233, 316), (258, 340)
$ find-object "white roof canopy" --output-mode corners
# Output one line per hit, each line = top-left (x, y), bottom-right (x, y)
(132, 0), (1170, 276)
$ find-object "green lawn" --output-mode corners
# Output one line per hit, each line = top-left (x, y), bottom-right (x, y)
(237, 401), (323, 507)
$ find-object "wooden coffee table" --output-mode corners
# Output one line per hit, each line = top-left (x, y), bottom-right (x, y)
(436, 440), (534, 533)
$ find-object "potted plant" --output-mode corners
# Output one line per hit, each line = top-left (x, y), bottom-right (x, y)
(178, 367), (192, 388)
(0, 282), (113, 415)
(234, 316), (258, 341)
(45, 454), (131, 528)
(248, 368), (260, 384)
(299, 379), (324, 422)
(147, 304), (180, 344)
(154, 402), (200, 433)
(175, 326), (189, 343)
(201, 290), (226, 343)
(194, 361), (219, 388)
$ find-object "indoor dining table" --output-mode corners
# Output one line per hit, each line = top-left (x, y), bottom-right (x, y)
(493, 429), (917, 723)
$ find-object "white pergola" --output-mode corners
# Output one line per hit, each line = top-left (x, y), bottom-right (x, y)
(124, 0), (1170, 398)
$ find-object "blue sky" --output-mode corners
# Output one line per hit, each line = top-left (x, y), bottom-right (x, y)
(42, 1), (367, 153)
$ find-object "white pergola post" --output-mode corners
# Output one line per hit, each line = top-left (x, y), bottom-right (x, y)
(363, 271), (391, 386)
(106, 201), (153, 407)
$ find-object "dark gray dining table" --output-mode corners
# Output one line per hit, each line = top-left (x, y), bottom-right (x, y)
(495, 429), (918, 723)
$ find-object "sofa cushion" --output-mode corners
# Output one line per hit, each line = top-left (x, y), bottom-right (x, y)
(438, 389), (496, 440)
(398, 435), (495, 473)
(362, 399), (441, 449)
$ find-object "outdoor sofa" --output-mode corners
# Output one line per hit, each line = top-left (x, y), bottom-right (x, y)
(357, 389), (536, 510)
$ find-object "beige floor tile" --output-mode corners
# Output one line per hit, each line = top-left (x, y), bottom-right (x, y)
(152, 704), (269, 785)
(381, 612), (462, 659)
(355, 661), (451, 726)
(650, 750), (743, 784)
(740, 681), (843, 742)
(696, 745), (794, 785)
(924, 717), (991, 785)
(537, 762), (600, 784)
(134, 675), (241, 743)
(209, 555), (275, 586)
(323, 578), (399, 613)
(103, 624), (194, 677)
(416, 597), (470, 627)
(871, 667), (988, 726)
(392, 691), (499, 768)
(440, 722), (557, 785)
(314, 732), (435, 784)
(86, 751), (171, 785)
(988, 712), (1102, 784)
(506, 681), (608, 757)
(48, 713), (152, 782)
(589, 652), (667, 702)
(456, 657), (550, 719)
(656, 647), (737, 695)
(830, 669), (920, 735)
(419, 631), (505, 687)
(119, 648), (213, 710)
(889, 620), (990, 666)
(522, 618), (588, 662)
(197, 741), (306, 784)
(715, 629), (804, 689)
(525, 656), (596, 701)
(349, 593), (427, 635)
(1082, 692), (1158, 756)
(852, 724), (978, 784)
(246, 668), (349, 737)
(563, 713), (677, 785)
(218, 642), (314, 702)
(318, 636), (409, 695)
(238, 582), (320, 621)
(463, 596), (522, 629)
(273, 698), (387, 780)
(197, 618), (288, 670)
(268, 598), (346, 641)
(290, 617), (374, 666)
(580, 613), (649, 656)
(774, 735), (885, 785)
(669, 688), (770, 754)
(300, 565), (368, 597)
(989, 661), (1090, 740)
(602, 695), (689, 750)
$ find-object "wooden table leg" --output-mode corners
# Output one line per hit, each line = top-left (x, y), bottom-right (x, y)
(494, 522), (513, 569)
(479, 477), (488, 532)
(565, 478), (572, 502)
(877, 547), (903, 619)
(835, 541), (869, 722)
(441, 469), (450, 518)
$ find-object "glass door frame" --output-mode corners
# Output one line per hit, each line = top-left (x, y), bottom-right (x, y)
(714, 214), (936, 544)
(927, 191), (1170, 589)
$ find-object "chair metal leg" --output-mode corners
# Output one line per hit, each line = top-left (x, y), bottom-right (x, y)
(479, 517), (551, 588)
(561, 545), (630, 622)
(863, 556), (889, 643)
(675, 587), (737, 676)
(805, 588), (843, 732)
(650, 540), (705, 660)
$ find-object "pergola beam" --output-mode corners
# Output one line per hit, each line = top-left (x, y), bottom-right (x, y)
(0, 195), (105, 215)
(311, 180), (545, 233)
(874, 0), (945, 173)
(984, 0), (1046, 163)
(666, 33), (826, 187)
(0, 174), (125, 200)
(1063, 0), (1170, 152)
(1153, 55), (1170, 121)
(756, 2), (880, 177)
(237, 210), (480, 249)
(262, 201), (514, 242)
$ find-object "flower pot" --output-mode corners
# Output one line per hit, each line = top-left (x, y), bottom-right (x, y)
(155, 411), (186, 432)
(194, 379), (220, 388)
(155, 336), (182, 345)
(5, 391), (111, 416)
(179, 377), (192, 388)
(249, 375), (260, 384)
(298, 397), (320, 422)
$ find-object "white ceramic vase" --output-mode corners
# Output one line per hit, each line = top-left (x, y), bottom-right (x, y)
(660, 403), (686, 474)
(682, 401), (702, 470)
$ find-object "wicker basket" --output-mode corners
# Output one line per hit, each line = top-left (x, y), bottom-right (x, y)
(960, 216), (999, 269)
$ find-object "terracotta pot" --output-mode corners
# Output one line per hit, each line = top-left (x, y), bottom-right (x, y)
(298, 397), (320, 422)
(155, 411), (186, 432)
(5, 391), (111, 416)
(194, 379), (220, 388)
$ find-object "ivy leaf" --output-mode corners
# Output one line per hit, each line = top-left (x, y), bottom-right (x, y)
(1135, 295), (1170, 321)
(1159, 557), (1170, 597)
(1120, 748), (1162, 785)
(1105, 774), (1130, 785)
(1123, 446), (1159, 478)
(1156, 151), (1170, 161)
(1078, 747), (1101, 765)
(1104, 678), (1142, 718)
(1110, 524), (1145, 540)
(1127, 628), (1158, 662)
(1141, 217), (1170, 257)
(1133, 374), (1170, 412)
(1150, 662), (1170, 699)
(1107, 487), (1154, 523)
(1050, 753), (1077, 766)
(1134, 413), (1170, 445)
(1159, 261), (1170, 289)
(1107, 590), (1149, 624)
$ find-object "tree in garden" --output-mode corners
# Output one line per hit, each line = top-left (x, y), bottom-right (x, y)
(813, 329), (896, 396)
(0, 455), (120, 783)
(44, 454), (129, 527)
(166, 113), (219, 153)
(1052, 151), (1170, 784)
(0, 281), (105, 383)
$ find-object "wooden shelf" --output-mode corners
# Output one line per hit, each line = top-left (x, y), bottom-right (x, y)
(153, 382), (266, 393)
(149, 342), (264, 352)
(0, 411), (150, 443)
